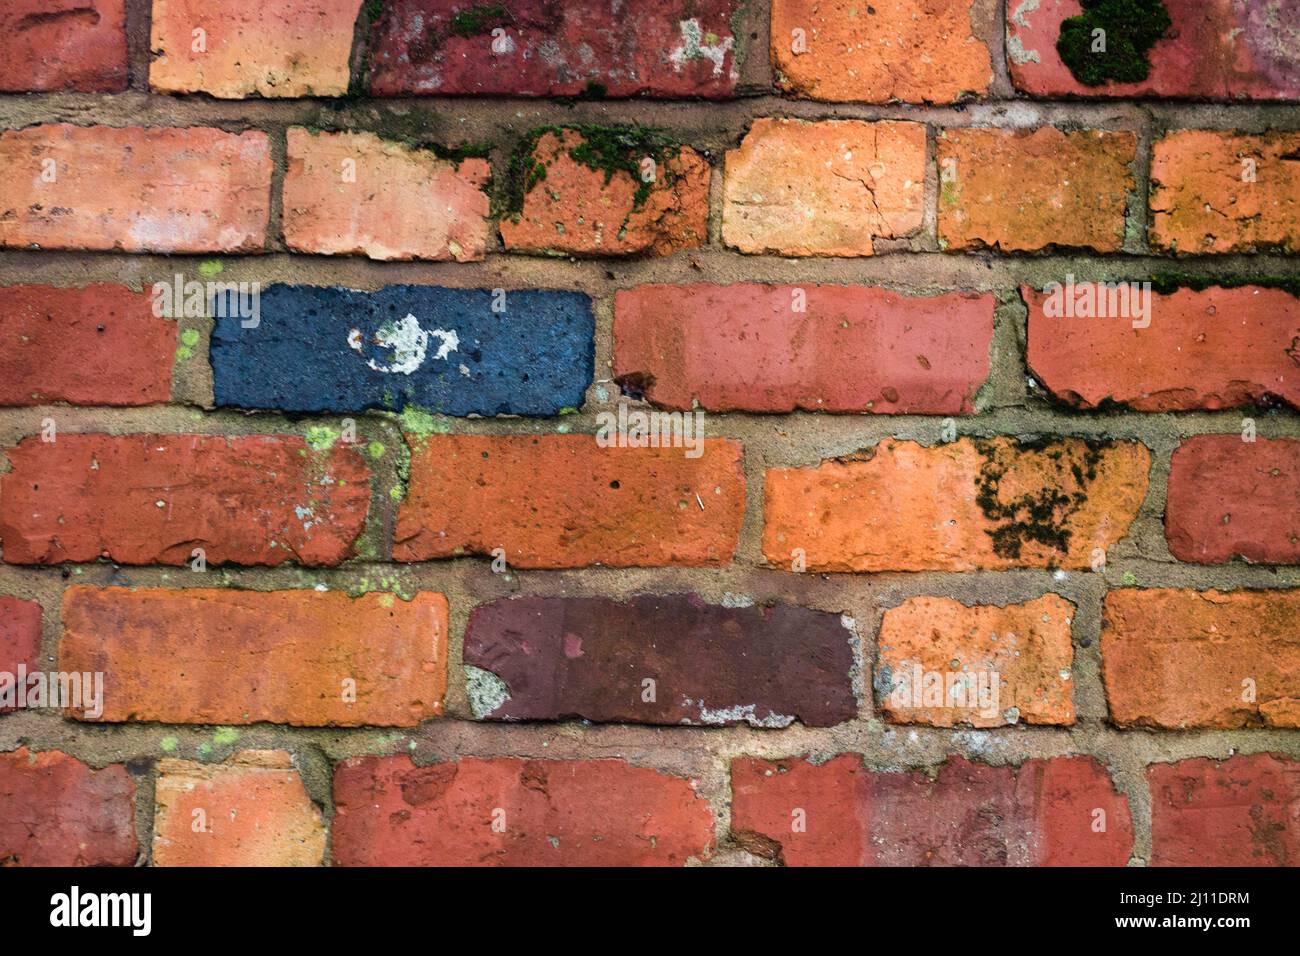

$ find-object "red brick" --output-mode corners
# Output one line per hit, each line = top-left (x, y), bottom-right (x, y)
(0, 285), (176, 407)
(368, 0), (744, 98)
(0, 597), (42, 715)
(0, 0), (128, 93)
(731, 754), (1132, 866)
(1008, 0), (1300, 101)
(878, 594), (1076, 727)
(1151, 130), (1300, 255)
(61, 587), (447, 726)
(763, 437), (1150, 572)
(1149, 755), (1300, 867)
(938, 126), (1136, 253)
(723, 118), (926, 256)
(0, 434), (371, 567)
(1025, 284), (1300, 412)
(498, 128), (709, 258)
(153, 751), (326, 866)
(1166, 436), (1300, 565)
(395, 435), (745, 568)
(283, 128), (491, 261)
(772, 0), (995, 103)
(1102, 588), (1300, 729)
(150, 0), (362, 98)
(613, 284), (994, 413)
(0, 125), (271, 254)
(0, 748), (137, 866)
(333, 756), (714, 866)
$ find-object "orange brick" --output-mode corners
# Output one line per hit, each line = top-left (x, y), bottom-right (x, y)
(0, 0), (127, 93)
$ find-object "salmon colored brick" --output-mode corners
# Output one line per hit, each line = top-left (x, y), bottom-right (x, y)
(772, 0), (995, 103)
(1102, 588), (1300, 729)
(0, 125), (271, 254)
(150, 0), (363, 98)
(153, 751), (326, 866)
(0, 748), (137, 866)
(60, 587), (447, 726)
(1151, 130), (1300, 254)
(878, 594), (1076, 727)
(498, 129), (709, 257)
(613, 284), (995, 413)
(395, 435), (745, 568)
(0, 285), (176, 407)
(0, 596), (42, 715)
(938, 127), (1136, 253)
(731, 754), (1133, 866)
(763, 437), (1150, 572)
(0, 0), (128, 93)
(1166, 436), (1300, 565)
(333, 756), (714, 866)
(1024, 284), (1300, 411)
(723, 118), (926, 256)
(284, 128), (491, 261)
(0, 434), (371, 567)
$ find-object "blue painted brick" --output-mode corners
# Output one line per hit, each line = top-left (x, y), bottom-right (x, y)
(211, 285), (593, 415)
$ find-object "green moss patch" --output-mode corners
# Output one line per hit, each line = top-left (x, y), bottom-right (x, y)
(1056, 0), (1171, 86)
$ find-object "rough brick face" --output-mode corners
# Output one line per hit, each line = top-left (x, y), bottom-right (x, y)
(333, 756), (714, 866)
(731, 755), (1133, 866)
(1025, 284), (1300, 412)
(0, 596), (42, 715)
(61, 587), (447, 726)
(464, 594), (858, 727)
(0, 434), (371, 567)
(150, 0), (362, 98)
(0, 0), (128, 93)
(283, 128), (491, 261)
(1165, 436), (1300, 565)
(938, 127), (1136, 253)
(763, 437), (1150, 572)
(0, 125), (272, 254)
(153, 751), (326, 866)
(1102, 589), (1300, 729)
(772, 0), (995, 103)
(723, 118), (926, 256)
(0, 748), (137, 866)
(1149, 755), (1300, 867)
(395, 435), (745, 568)
(878, 594), (1076, 727)
(613, 284), (994, 413)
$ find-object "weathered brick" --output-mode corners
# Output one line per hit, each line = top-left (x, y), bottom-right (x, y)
(0, 0), (128, 93)
(938, 126), (1136, 253)
(212, 285), (593, 415)
(0, 284), (176, 407)
(613, 284), (994, 413)
(0, 434), (371, 567)
(1151, 130), (1300, 255)
(0, 748), (137, 866)
(878, 594), (1076, 727)
(723, 118), (926, 256)
(763, 437), (1150, 572)
(368, 0), (744, 97)
(1008, 0), (1300, 101)
(61, 587), (447, 726)
(731, 754), (1132, 866)
(150, 0), (362, 97)
(498, 128), (709, 257)
(1102, 588), (1300, 729)
(772, 0), (995, 103)
(333, 756), (713, 866)
(153, 751), (326, 866)
(464, 595), (857, 727)
(0, 597), (42, 715)
(1025, 283), (1300, 411)
(0, 125), (271, 254)
(1166, 436), (1300, 565)
(395, 435), (745, 568)
(283, 128), (491, 261)
(1149, 755), (1300, 867)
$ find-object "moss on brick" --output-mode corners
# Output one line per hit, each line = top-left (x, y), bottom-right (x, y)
(1150, 272), (1300, 299)
(1056, 0), (1171, 86)
(450, 3), (509, 37)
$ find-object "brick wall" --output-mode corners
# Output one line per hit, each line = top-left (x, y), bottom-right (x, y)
(0, 0), (1297, 867)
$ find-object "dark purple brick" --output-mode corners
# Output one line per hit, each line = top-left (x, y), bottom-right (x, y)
(464, 594), (858, 727)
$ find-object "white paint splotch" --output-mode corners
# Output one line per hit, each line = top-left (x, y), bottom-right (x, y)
(347, 314), (458, 375)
